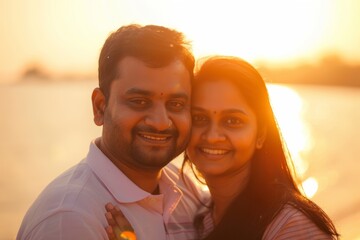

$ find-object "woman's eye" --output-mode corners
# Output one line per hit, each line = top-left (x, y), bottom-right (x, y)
(192, 114), (208, 125)
(224, 117), (243, 127)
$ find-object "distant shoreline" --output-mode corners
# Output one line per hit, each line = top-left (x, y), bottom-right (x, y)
(258, 56), (360, 88)
(7, 55), (360, 88)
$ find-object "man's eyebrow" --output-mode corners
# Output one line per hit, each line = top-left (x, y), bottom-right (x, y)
(125, 88), (188, 100)
(125, 88), (152, 96)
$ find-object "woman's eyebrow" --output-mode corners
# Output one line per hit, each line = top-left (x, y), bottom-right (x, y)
(191, 107), (247, 115)
(169, 93), (189, 100)
(222, 109), (248, 115)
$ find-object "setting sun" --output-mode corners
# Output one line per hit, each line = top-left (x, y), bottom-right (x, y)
(176, 0), (334, 65)
(2, 0), (360, 81)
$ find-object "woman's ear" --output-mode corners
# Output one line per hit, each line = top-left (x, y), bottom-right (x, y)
(256, 127), (267, 149)
(91, 88), (106, 126)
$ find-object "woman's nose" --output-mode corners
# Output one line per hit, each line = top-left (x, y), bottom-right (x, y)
(202, 124), (226, 143)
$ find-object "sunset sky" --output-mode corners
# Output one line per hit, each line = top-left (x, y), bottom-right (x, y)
(1, 0), (360, 82)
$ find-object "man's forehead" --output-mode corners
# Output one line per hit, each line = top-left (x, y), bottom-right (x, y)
(116, 56), (188, 74)
(114, 57), (191, 95)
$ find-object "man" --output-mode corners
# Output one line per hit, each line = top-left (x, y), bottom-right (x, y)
(17, 24), (206, 240)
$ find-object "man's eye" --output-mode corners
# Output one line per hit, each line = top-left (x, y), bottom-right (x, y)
(167, 101), (185, 111)
(133, 100), (146, 104)
(128, 99), (149, 108)
(132, 99), (147, 105)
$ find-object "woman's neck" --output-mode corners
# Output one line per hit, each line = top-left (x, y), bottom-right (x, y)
(205, 164), (251, 225)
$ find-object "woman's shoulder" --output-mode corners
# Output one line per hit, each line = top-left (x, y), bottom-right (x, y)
(262, 204), (333, 240)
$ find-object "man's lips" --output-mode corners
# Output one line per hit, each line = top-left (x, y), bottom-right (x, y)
(137, 132), (172, 143)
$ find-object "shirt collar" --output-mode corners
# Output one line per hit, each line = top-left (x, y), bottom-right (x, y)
(85, 139), (181, 206)
(86, 139), (151, 203)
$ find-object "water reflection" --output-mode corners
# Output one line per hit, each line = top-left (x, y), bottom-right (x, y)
(301, 177), (319, 198)
(267, 84), (317, 198)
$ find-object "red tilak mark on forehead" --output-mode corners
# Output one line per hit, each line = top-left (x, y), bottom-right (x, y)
(213, 111), (217, 114)
(160, 92), (164, 96)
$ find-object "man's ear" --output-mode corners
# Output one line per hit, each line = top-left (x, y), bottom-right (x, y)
(256, 127), (267, 149)
(91, 88), (106, 126)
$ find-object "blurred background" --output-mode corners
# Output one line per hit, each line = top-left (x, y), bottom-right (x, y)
(0, 0), (359, 239)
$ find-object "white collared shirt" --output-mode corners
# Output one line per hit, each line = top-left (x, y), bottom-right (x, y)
(17, 139), (208, 240)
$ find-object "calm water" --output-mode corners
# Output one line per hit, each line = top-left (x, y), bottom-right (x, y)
(0, 81), (359, 239)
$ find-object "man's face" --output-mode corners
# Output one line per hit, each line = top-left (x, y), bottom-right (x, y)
(93, 56), (191, 171)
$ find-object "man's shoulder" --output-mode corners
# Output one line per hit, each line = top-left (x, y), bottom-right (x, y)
(17, 161), (110, 239)
(17, 210), (106, 240)
(39, 161), (94, 198)
(28, 160), (110, 211)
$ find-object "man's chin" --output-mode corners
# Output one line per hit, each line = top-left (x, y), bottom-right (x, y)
(133, 151), (174, 168)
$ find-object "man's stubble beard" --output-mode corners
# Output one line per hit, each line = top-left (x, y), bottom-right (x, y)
(109, 125), (190, 171)
(127, 125), (189, 169)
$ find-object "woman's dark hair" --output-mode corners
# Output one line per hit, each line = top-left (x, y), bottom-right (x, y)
(183, 56), (339, 239)
(98, 24), (194, 101)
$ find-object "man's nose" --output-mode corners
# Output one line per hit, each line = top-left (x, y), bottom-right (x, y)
(144, 104), (172, 131)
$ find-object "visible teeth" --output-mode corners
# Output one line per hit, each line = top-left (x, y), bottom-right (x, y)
(141, 134), (167, 141)
(201, 148), (227, 155)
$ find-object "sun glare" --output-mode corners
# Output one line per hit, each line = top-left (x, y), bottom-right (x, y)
(267, 84), (318, 198)
(170, 0), (334, 66)
(0, 0), (338, 79)
(267, 84), (311, 176)
(300, 177), (319, 199)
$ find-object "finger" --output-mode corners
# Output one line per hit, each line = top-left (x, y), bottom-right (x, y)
(105, 203), (136, 240)
(105, 225), (117, 240)
(112, 205), (125, 218)
(113, 206), (134, 231)
(105, 212), (116, 226)
(105, 202), (115, 212)
(106, 203), (123, 220)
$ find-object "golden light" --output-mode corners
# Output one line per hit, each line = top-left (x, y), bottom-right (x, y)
(268, 85), (318, 198)
(0, 0), (340, 80)
(300, 177), (319, 199)
(267, 84), (311, 177)
(170, 0), (335, 66)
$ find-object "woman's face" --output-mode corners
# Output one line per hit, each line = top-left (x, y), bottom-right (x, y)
(187, 79), (262, 177)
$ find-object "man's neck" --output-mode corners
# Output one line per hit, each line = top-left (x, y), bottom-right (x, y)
(96, 139), (162, 194)
(117, 162), (162, 194)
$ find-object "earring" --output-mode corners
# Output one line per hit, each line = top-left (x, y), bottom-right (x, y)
(256, 139), (264, 149)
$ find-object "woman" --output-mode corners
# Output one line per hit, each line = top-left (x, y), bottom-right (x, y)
(106, 56), (339, 239)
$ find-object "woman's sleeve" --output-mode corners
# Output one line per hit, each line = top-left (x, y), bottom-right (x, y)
(262, 205), (333, 240)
